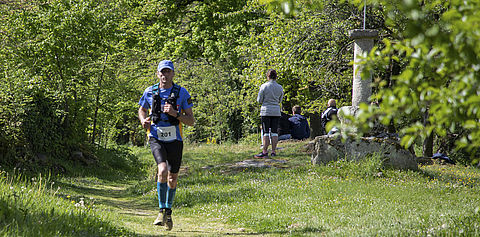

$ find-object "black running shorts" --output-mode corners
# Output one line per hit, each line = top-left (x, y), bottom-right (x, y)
(149, 138), (183, 173)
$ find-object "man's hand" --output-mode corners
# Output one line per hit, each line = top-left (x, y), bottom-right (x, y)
(163, 103), (178, 117)
(141, 117), (151, 129)
(138, 107), (151, 129)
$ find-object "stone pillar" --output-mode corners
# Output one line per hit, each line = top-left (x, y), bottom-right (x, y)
(349, 29), (378, 106)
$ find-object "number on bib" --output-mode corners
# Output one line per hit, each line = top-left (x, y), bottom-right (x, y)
(156, 126), (177, 141)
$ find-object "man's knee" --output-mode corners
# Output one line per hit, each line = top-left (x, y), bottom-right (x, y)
(168, 173), (178, 182)
(168, 176), (178, 183)
(157, 164), (168, 179)
(168, 173), (178, 188)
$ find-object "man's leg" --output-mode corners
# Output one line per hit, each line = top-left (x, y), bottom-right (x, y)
(163, 141), (183, 231)
(153, 163), (168, 226)
(150, 138), (170, 226)
(166, 172), (178, 208)
(157, 163), (168, 209)
(164, 172), (177, 230)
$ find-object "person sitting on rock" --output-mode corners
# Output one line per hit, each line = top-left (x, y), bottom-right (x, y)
(321, 99), (338, 135)
(289, 105), (310, 140)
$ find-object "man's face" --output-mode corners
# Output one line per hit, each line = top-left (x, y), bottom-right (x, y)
(157, 68), (174, 84)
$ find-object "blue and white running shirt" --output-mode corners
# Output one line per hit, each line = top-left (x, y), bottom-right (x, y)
(138, 85), (193, 142)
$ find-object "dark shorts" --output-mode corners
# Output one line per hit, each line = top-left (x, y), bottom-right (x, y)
(261, 116), (280, 134)
(149, 138), (183, 173)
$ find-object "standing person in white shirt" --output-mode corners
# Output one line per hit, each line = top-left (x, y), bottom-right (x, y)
(254, 69), (284, 158)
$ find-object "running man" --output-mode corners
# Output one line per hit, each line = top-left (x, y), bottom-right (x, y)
(138, 60), (195, 230)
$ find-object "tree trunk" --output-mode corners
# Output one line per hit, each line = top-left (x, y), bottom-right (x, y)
(91, 53), (108, 144)
(422, 107), (434, 158)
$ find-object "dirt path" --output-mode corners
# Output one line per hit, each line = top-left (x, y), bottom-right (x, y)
(62, 179), (257, 236)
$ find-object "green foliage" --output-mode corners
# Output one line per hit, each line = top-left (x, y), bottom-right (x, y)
(0, 0), (141, 168)
(175, 60), (250, 142)
(0, 74), (70, 167)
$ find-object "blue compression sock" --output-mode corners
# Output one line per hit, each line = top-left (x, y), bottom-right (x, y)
(166, 186), (176, 209)
(157, 182), (167, 209)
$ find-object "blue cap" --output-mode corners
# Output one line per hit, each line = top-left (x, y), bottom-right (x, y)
(157, 60), (174, 72)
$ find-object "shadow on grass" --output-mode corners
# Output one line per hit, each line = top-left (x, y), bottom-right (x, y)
(418, 166), (480, 188)
(180, 166), (274, 187)
(55, 180), (126, 198)
(257, 226), (326, 235)
(183, 141), (311, 167)
(54, 180), (155, 215)
(174, 226), (326, 236)
(176, 186), (257, 208)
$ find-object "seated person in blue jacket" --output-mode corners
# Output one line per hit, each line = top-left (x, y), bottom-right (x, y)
(289, 105), (310, 140)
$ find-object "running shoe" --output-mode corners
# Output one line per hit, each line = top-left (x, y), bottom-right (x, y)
(153, 208), (166, 226)
(270, 152), (276, 157)
(254, 152), (268, 159)
(165, 208), (173, 230)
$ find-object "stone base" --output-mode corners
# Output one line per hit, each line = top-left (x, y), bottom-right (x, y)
(310, 134), (418, 170)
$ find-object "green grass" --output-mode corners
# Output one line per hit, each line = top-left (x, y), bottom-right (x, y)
(0, 171), (133, 236)
(1, 140), (480, 236)
(171, 142), (480, 236)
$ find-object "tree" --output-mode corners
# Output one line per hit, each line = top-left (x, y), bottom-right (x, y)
(0, 0), (126, 166)
(354, 0), (480, 164)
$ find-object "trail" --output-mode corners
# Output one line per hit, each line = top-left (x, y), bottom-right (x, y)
(62, 178), (257, 237)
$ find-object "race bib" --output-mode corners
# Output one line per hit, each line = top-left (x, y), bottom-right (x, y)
(156, 126), (177, 141)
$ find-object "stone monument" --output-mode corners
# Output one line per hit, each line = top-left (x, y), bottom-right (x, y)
(310, 29), (418, 170)
(337, 29), (378, 129)
(350, 29), (377, 107)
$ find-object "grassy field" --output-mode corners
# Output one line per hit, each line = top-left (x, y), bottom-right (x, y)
(1, 140), (480, 236)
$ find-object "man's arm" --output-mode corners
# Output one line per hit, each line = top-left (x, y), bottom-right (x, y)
(178, 107), (195, 126)
(138, 106), (151, 129)
(163, 104), (195, 126)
